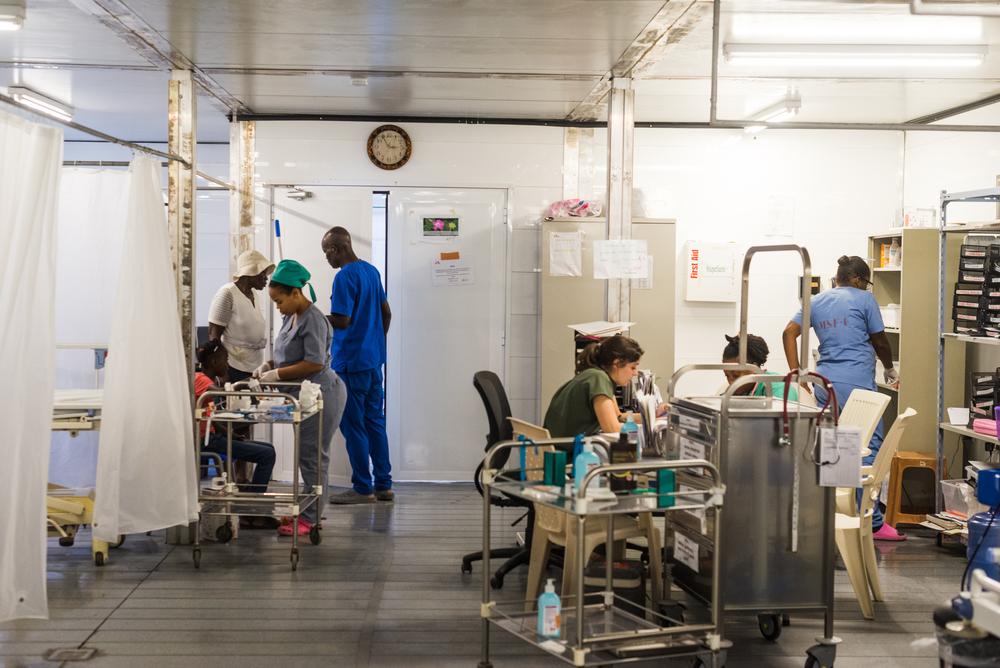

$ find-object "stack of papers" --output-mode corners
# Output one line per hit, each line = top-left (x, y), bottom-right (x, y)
(920, 513), (968, 537)
(568, 321), (634, 337)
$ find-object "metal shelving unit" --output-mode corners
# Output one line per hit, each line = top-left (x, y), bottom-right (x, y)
(936, 187), (1000, 511)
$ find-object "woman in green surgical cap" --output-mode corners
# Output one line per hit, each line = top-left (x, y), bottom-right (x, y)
(255, 259), (347, 537)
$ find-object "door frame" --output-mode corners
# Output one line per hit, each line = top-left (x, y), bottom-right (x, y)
(264, 182), (515, 482)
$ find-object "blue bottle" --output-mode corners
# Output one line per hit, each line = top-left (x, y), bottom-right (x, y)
(574, 442), (601, 493)
(621, 415), (641, 460)
(537, 578), (561, 638)
(968, 468), (1000, 581)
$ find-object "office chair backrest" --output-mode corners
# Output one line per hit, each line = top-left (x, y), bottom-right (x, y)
(839, 389), (891, 451)
(473, 370), (514, 467)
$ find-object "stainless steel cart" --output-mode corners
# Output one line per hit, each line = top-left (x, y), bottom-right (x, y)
(478, 436), (728, 668)
(665, 245), (841, 668)
(193, 381), (323, 571)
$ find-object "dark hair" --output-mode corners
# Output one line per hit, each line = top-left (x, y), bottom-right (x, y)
(835, 255), (871, 286)
(268, 280), (296, 294)
(196, 339), (226, 369)
(722, 334), (769, 367)
(580, 335), (644, 372)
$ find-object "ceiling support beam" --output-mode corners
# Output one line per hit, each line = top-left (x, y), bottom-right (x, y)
(568, 0), (709, 121)
(229, 120), (256, 271)
(605, 78), (635, 324)
(167, 70), (197, 390)
(906, 92), (1000, 125)
(66, 0), (250, 114)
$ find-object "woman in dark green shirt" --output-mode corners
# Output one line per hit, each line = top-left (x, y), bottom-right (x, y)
(543, 335), (644, 437)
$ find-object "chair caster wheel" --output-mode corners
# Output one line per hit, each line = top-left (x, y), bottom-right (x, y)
(461, 562), (473, 574)
(59, 537), (75, 547)
(309, 525), (321, 545)
(758, 614), (782, 642)
(93, 552), (105, 567)
(490, 574), (504, 590)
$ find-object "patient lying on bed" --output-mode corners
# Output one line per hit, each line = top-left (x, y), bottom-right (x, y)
(195, 341), (279, 530)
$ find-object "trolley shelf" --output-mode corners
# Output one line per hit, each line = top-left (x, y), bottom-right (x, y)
(487, 599), (716, 666)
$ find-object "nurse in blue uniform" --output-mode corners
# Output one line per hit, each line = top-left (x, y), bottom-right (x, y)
(256, 259), (347, 537)
(782, 255), (905, 541)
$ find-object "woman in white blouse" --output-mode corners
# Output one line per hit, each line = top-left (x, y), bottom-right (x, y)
(208, 250), (275, 382)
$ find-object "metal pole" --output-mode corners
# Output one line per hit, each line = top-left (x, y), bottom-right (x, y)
(709, 0), (721, 124)
(480, 457), (493, 668)
(575, 513), (586, 653)
(229, 120), (256, 271)
(168, 70), (197, 389)
(605, 77), (634, 323)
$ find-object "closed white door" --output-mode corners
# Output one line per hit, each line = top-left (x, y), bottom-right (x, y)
(266, 185), (379, 482)
(386, 187), (508, 481)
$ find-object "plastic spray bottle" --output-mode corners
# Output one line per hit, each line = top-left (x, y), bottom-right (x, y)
(537, 578), (561, 638)
(574, 441), (601, 494)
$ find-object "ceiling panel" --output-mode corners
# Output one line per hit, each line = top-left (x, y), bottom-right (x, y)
(0, 0), (151, 66)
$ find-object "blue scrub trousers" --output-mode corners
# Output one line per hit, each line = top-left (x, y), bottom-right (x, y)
(339, 368), (392, 495)
(814, 379), (885, 530)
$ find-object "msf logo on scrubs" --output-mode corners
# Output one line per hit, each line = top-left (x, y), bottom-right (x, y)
(816, 317), (849, 330)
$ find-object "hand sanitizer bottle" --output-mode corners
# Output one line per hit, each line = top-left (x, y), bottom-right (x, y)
(537, 578), (561, 638)
(574, 441), (600, 494)
(622, 415), (641, 459)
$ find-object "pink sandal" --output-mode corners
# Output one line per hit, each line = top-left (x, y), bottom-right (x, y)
(278, 518), (313, 537)
(873, 524), (907, 541)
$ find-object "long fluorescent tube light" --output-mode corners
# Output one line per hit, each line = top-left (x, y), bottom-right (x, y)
(743, 92), (801, 135)
(730, 13), (983, 42)
(725, 43), (988, 68)
(7, 86), (73, 122)
(0, 1), (25, 30)
(912, 0), (1000, 17)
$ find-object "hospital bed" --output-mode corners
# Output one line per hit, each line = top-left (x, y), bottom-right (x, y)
(48, 388), (121, 566)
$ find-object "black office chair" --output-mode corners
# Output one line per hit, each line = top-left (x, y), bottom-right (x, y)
(461, 370), (535, 589)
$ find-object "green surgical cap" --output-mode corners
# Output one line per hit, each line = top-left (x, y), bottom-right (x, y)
(270, 259), (317, 302)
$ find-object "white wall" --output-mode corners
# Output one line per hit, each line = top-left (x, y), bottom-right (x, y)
(583, 127), (905, 396)
(253, 121), (565, 422)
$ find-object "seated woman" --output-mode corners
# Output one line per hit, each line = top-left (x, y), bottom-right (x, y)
(543, 335), (644, 437)
(720, 333), (803, 402)
(194, 340), (279, 528)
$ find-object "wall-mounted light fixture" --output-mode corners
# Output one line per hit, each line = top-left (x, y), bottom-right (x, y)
(725, 43), (987, 68)
(7, 85), (74, 122)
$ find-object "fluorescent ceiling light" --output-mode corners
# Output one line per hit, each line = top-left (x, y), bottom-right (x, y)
(725, 43), (987, 68)
(742, 91), (801, 134)
(0, 1), (25, 30)
(7, 86), (73, 122)
(730, 13), (983, 42)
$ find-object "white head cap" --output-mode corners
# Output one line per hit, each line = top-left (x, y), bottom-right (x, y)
(234, 250), (275, 280)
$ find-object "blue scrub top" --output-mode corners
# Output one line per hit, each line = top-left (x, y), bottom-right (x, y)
(793, 286), (885, 389)
(329, 260), (387, 374)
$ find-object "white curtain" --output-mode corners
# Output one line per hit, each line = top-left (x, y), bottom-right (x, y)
(0, 110), (63, 621)
(50, 169), (130, 488)
(94, 155), (198, 541)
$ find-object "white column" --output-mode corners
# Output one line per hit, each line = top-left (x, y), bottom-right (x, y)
(228, 120), (256, 273)
(605, 77), (634, 322)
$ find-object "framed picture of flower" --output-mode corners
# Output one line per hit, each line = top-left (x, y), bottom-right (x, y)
(422, 217), (460, 237)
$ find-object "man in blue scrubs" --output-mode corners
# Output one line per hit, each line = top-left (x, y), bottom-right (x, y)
(783, 255), (905, 540)
(322, 227), (393, 504)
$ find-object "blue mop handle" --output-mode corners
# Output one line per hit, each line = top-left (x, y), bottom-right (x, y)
(274, 219), (284, 259)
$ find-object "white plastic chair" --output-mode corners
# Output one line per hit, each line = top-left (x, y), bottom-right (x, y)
(835, 389), (891, 515)
(834, 407), (916, 619)
(510, 418), (661, 612)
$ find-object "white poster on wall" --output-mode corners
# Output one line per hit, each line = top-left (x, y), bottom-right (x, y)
(593, 239), (649, 279)
(431, 258), (475, 286)
(685, 241), (739, 303)
(549, 231), (582, 277)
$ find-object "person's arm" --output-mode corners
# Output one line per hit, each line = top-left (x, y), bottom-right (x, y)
(273, 360), (325, 380)
(592, 395), (621, 434)
(208, 322), (225, 341)
(207, 288), (233, 339)
(782, 321), (802, 371)
(870, 331), (895, 376)
(864, 293), (897, 385)
(381, 300), (392, 335)
(327, 314), (351, 329)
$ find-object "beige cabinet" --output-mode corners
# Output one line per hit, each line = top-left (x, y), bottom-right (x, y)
(539, 218), (676, 418)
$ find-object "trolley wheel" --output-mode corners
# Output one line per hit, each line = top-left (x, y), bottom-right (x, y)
(692, 656), (724, 668)
(758, 614), (782, 642)
(93, 552), (105, 567)
(490, 574), (504, 590)
(461, 561), (473, 574)
(216, 523), (234, 543)
(192, 548), (201, 569)
(309, 525), (321, 545)
(290, 548), (300, 571)
(58, 536), (75, 547)
(110, 535), (125, 549)
(782, 613), (791, 627)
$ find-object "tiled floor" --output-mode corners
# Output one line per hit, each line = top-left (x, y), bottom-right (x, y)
(1, 483), (963, 667)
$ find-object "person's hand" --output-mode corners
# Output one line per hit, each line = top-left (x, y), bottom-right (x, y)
(884, 367), (900, 388)
(259, 368), (281, 383)
(799, 381), (813, 395)
(252, 361), (272, 378)
(655, 402), (669, 418)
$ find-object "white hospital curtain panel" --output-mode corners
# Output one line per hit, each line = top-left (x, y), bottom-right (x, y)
(94, 155), (198, 541)
(51, 169), (130, 489)
(0, 110), (63, 621)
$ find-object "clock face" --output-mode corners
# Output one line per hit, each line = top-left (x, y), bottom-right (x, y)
(367, 125), (412, 170)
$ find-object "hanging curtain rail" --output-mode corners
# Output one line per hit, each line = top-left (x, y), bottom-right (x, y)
(1, 92), (234, 190)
